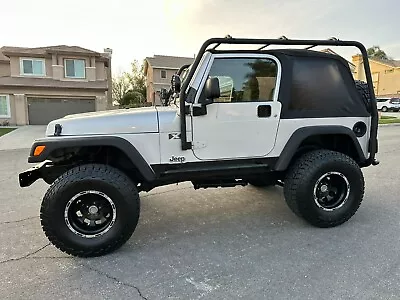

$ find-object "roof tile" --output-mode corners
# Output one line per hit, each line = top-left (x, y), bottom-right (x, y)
(0, 76), (107, 90)
(145, 55), (194, 69)
(370, 57), (400, 68)
(0, 45), (101, 56)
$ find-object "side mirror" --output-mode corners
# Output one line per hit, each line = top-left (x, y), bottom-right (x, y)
(203, 77), (220, 104)
(160, 88), (168, 100)
(171, 74), (181, 93)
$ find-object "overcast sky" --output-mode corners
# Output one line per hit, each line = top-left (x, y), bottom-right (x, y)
(2, 0), (399, 73)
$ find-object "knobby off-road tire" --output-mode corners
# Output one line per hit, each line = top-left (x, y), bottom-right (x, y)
(40, 164), (140, 257)
(284, 150), (365, 228)
(355, 80), (371, 110)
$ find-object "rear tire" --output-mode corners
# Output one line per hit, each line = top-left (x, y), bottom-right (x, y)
(355, 80), (370, 110)
(284, 150), (364, 227)
(40, 164), (140, 257)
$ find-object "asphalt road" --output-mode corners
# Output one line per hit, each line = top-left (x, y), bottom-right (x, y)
(0, 126), (399, 300)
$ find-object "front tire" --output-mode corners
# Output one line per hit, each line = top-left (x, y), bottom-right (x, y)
(40, 164), (140, 257)
(284, 150), (364, 228)
(382, 106), (388, 112)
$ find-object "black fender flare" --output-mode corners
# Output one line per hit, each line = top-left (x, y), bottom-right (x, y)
(274, 126), (366, 171)
(28, 136), (156, 181)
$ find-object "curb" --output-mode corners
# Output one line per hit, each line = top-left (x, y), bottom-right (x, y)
(378, 123), (400, 127)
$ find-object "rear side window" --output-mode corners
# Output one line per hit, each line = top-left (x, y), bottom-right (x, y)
(287, 56), (369, 117)
(390, 98), (400, 104)
(204, 57), (278, 103)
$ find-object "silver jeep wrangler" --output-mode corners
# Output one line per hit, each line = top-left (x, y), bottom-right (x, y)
(19, 36), (379, 257)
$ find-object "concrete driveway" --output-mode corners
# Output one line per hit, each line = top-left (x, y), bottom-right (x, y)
(0, 126), (399, 299)
(0, 126), (46, 151)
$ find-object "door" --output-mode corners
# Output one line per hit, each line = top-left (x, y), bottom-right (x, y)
(28, 98), (95, 125)
(191, 55), (282, 160)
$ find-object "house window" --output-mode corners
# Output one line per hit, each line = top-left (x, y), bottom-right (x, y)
(65, 59), (86, 78)
(161, 70), (167, 79)
(20, 59), (45, 76)
(0, 95), (11, 118)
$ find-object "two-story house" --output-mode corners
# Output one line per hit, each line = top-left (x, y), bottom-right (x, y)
(352, 54), (400, 97)
(0, 45), (112, 125)
(144, 55), (194, 105)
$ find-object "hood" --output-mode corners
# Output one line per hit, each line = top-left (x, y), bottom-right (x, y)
(45, 106), (162, 136)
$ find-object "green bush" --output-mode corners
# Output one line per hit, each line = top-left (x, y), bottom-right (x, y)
(120, 90), (146, 108)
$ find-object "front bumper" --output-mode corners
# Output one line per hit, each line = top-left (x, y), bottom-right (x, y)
(19, 161), (51, 187)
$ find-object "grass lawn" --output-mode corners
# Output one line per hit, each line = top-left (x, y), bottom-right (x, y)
(0, 128), (15, 137)
(379, 115), (400, 124)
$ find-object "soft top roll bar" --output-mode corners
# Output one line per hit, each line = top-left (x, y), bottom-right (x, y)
(178, 36), (378, 166)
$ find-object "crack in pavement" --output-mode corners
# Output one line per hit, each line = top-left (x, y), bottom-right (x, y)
(24, 256), (74, 260)
(0, 216), (38, 225)
(1, 253), (149, 299)
(83, 264), (149, 300)
(0, 187), (192, 225)
(0, 243), (50, 264)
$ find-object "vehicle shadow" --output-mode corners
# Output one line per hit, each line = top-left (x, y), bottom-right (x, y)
(128, 184), (303, 250)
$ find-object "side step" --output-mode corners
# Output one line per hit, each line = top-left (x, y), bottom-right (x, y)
(192, 179), (248, 189)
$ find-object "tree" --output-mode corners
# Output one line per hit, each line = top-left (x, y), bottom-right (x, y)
(112, 60), (147, 107)
(112, 74), (131, 105)
(367, 46), (389, 60)
(125, 60), (146, 99)
(119, 90), (145, 108)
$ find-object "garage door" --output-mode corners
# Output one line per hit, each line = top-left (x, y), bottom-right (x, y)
(28, 98), (95, 125)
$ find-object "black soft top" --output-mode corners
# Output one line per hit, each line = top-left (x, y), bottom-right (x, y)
(209, 48), (370, 119)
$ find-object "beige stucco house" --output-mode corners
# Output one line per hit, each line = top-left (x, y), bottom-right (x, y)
(0, 45), (112, 125)
(352, 55), (400, 97)
(144, 55), (193, 105)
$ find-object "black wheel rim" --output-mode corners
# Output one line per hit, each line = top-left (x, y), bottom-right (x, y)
(64, 190), (116, 238)
(313, 172), (350, 211)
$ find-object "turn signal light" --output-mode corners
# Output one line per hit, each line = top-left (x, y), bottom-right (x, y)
(33, 145), (46, 156)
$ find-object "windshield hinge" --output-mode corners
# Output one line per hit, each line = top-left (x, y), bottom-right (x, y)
(184, 105), (191, 115)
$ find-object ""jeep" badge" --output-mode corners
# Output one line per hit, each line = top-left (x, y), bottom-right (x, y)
(169, 155), (186, 163)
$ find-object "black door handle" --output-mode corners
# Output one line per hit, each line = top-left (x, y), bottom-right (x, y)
(257, 105), (271, 118)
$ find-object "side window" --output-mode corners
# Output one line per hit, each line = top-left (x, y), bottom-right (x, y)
(204, 58), (278, 103)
